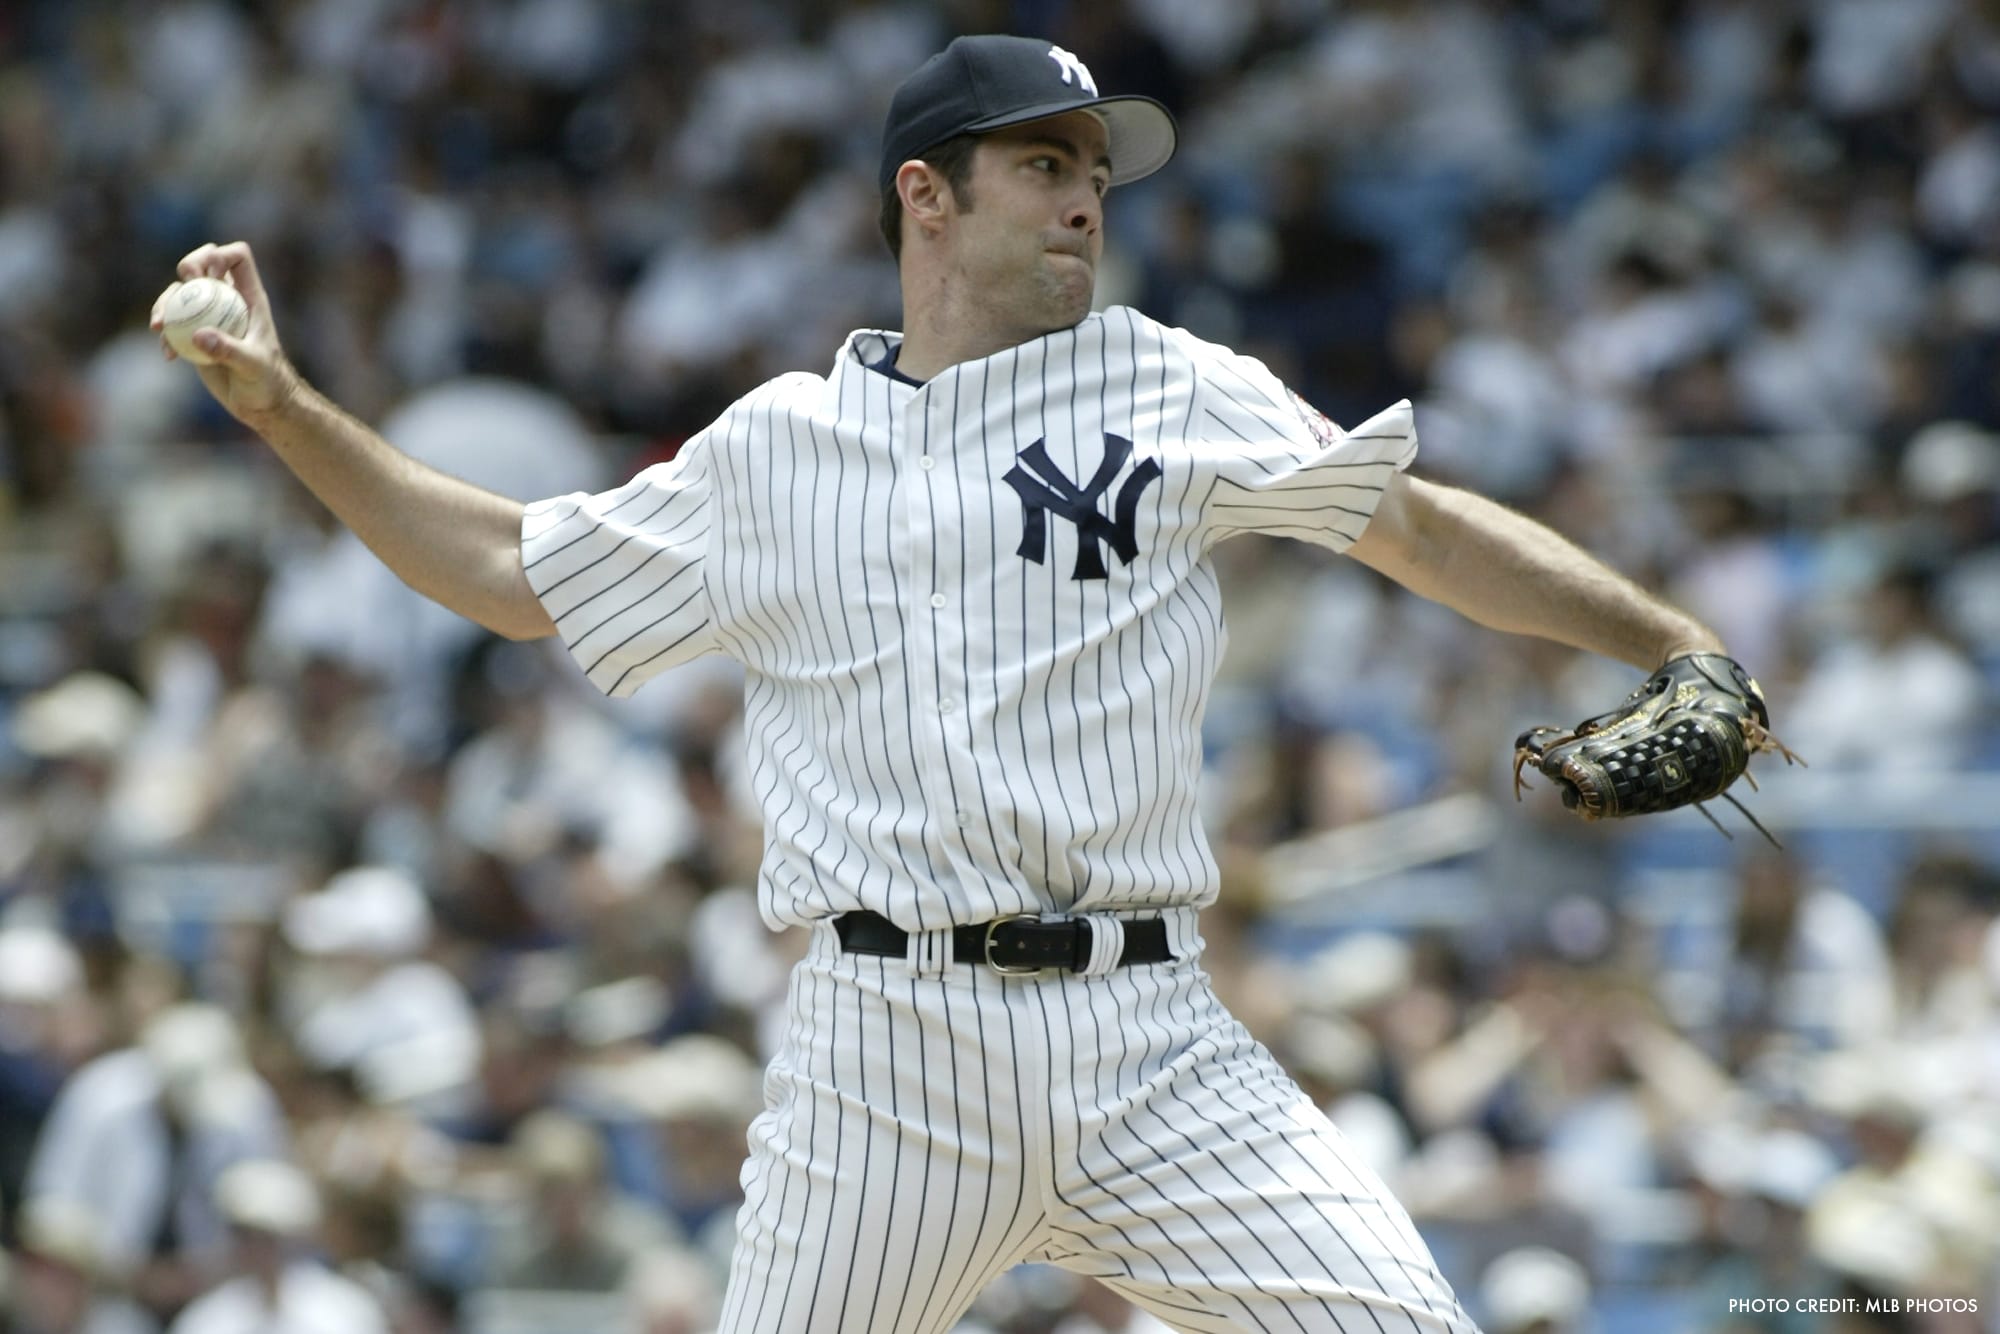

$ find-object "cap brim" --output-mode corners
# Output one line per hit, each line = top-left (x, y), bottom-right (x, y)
(963, 95), (1177, 187)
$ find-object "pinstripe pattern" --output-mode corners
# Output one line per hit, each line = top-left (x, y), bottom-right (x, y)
(521, 309), (1416, 933)
(715, 926), (1477, 1333)
(521, 306), (1465, 1332)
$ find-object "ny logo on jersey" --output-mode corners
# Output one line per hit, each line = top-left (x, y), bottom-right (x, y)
(1047, 45), (1099, 96)
(1004, 434), (1162, 581)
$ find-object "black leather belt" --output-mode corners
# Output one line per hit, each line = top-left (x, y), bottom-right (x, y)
(834, 910), (1173, 972)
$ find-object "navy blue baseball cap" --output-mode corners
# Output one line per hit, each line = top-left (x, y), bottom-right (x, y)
(879, 35), (1178, 194)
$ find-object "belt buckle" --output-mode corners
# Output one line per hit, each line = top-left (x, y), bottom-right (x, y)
(983, 914), (1046, 975)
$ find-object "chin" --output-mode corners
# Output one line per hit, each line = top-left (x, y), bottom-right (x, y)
(1040, 272), (1096, 328)
(1052, 296), (1094, 330)
(1026, 304), (1091, 341)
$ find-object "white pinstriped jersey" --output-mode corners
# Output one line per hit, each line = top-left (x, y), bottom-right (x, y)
(521, 306), (1415, 933)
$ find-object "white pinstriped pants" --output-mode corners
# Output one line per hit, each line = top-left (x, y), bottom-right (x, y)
(715, 916), (1479, 1333)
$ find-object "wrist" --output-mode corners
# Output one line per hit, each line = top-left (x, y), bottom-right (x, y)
(241, 359), (307, 437)
(1657, 629), (1726, 665)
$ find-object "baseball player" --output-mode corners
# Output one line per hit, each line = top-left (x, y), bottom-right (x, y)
(158, 34), (1746, 1334)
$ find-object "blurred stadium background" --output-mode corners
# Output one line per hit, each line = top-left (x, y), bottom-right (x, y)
(1, 0), (1997, 1331)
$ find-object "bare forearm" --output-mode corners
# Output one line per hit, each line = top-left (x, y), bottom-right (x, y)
(1349, 474), (1721, 669)
(154, 241), (553, 641)
(250, 379), (555, 641)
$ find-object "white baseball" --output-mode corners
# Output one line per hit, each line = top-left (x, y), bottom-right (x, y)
(158, 276), (251, 366)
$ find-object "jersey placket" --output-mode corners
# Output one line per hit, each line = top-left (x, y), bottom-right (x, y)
(901, 377), (983, 904)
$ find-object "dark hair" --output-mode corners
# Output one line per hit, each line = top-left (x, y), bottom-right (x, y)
(879, 134), (980, 261)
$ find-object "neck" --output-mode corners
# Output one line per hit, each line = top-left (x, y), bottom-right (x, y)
(895, 298), (1009, 384)
(894, 263), (1072, 382)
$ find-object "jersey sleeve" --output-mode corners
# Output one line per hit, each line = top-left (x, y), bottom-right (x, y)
(521, 435), (720, 698)
(1186, 338), (1417, 554)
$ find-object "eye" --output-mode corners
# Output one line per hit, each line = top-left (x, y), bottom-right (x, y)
(1031, 156), (1060, 174)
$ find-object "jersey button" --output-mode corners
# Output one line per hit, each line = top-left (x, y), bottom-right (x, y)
(920, 456), (935, 470)
(930, 593), (947, 609)
(955, 810), (972, 826)
(940, 699), (956, 714)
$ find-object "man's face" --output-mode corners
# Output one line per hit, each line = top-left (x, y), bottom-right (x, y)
(230, 1225), (287, 1280)
(945, 111), (1111, 338)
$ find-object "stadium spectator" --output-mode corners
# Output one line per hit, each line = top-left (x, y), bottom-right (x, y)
(165, 1159), (388, 1334)
(0, 1), (1995, 1325)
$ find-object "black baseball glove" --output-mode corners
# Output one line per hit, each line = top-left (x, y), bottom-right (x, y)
(1512, 652), (1799, 842)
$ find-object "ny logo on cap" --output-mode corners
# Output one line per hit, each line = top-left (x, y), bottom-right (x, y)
(1047, 45), (1099, 96)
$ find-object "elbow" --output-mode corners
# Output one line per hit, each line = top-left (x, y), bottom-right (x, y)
(491, 553), (558, 641)
(490, 605), (558, 642)
(1348, 471), (1438, 585)
(404, 575), (554, 642)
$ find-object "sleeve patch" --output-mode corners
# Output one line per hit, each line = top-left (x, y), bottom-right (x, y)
(1289, 390), (1340, 449)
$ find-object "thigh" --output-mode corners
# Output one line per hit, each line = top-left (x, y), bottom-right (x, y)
(717, 936), (1047, 1334)
(1042, 969), (1477, 1334)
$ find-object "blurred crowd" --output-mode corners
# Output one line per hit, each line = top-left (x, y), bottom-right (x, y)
(1, 0), (1998, 1331)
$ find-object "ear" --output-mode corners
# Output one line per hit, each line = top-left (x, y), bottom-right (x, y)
(896, 160), (956, 242)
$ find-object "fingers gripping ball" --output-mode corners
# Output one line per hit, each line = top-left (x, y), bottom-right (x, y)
(1512, 652), (1801, 842)
(158, 277), (250, 365)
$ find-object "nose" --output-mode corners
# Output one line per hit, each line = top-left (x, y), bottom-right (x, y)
(1064, 187), (1101, 236)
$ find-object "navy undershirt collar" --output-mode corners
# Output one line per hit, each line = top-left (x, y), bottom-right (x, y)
(868, 345), (924, 387)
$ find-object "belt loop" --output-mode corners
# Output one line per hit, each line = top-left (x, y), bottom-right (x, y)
(906, 925), (955, 977)
(1161, 907), (1201, 962)
(1077, 915), (1126, 977)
